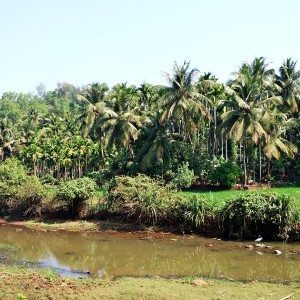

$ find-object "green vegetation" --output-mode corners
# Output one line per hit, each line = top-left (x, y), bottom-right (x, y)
(0, 159), (45, 218)
(0, 158), (299, 240)
(222, 193), (295, 240)
(107, 174), (182, 225)
(179, 187), (300, 209)
(56, 177), (96, 218)
(0, 59), (299, 241)
(0, 243), (19, 257)
(0, 264), (298, 300)
(210, 160), (242, 188)
(105, 175), (299, 239)
(0, 58), (299, 186)
(171, 163), (196, 189)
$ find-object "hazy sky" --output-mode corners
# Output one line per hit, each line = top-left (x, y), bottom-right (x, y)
(1, 0), (300, 95)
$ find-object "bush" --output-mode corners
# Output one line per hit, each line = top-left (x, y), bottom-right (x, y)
(0, 159), (28, 200)
(40, 174), (59, 185)
(221, 193), (296, 240)
(171, 163), (196, 189)
(0, 159), (45, 217)
(106, 174), (182, 225)
(174, 195), (216, 233)
(86, 171), (101, 184)
(56, 177), (96, 218)
(210, 161), (241, 188)
(6, 176), (45, 218)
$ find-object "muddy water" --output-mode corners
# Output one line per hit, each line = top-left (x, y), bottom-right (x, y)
(0, 224), (299, 282)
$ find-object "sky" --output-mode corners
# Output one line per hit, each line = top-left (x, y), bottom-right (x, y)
(0, 0), (300, 96)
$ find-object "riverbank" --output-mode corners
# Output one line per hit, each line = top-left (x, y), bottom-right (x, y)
(0, 219), (160, 234)
(1, 165), (300, 241)
(1, 219), (300, 248)
(0, 264), (298, 300)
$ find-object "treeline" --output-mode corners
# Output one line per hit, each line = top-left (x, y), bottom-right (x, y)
(0, 57), (300, 186)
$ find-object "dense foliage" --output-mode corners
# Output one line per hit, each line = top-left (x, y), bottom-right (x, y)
(210, 160), (242, 188)
(0, 59), (299, 240)
(0, 159), (45, 217)
(222, 193), (295, 240)
(56, 177), (96, 217)
(105, 175), (299, 240)
(171, 163), (196, 189)
(0, 58), (299, 186)
(106, 174), (182, 225)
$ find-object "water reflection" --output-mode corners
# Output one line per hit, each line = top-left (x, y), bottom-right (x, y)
(0, 225), (299, 282)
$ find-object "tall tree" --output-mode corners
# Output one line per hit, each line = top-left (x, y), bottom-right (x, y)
(160, 61), (210, 139)
(275, 58), (300, 116)
(77, 83), (113, 137)
(218, 57), (281, 184)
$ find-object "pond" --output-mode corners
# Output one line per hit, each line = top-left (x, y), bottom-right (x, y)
(0, 224), (299, 282)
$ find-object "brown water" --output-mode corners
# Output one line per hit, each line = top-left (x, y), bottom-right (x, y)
(0, 224), (299, 282)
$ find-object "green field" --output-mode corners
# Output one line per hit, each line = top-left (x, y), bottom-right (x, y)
(92, 186), (300, 210)
(179, 186), (300, 210)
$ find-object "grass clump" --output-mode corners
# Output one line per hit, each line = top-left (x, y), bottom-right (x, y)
(174, 195), (217, 233)
(106, 174), (183, 225)
(221, 193), (296, 240)
(0, 243), (19, 257)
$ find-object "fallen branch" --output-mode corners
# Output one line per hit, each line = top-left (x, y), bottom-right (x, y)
(279, 293), (294, 300)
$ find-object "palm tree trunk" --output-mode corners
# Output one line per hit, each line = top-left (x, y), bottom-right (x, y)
(253, 158), (256, 183)
(33, 160), (37, 176)
(213, 107), (217, 155)
(259, 145), (262, 182)
(239, 142), (242, 167)
(243, 141), (247, 186)
(221, 132), (224, 158)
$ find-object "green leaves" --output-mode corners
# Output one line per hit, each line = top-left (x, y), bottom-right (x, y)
(106, 174), (181, 225)
(56, 177), (96, 203)
(210, 161), (242, 188)
(222, 193), (295, 240)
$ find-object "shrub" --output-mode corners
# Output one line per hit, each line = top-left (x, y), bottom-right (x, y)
(174, 195), (216, 233)
(106, 174), (182, 225)
(6, 176), (45, 218)
(221, 193), (295, 240)
(210, 161), (241, 188)
(0, 159), (28, 200)
(40, 174), (59, 185)
(171, 163), (196, 189)
(0, 159), (45, 217)
(86, 171), (101, 184)
(56, 177), (96, 218)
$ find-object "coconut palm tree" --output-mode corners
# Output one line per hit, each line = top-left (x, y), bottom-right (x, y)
(196, 74), (226, 156)
(77, 83), (114, 137)
(0, 118), (24, 160)
(109, 83), (139, 113)
(137, 83), (159, 112)
(135, 115), (180, 171)
(262, 113), (299, 160)
(218, 57), (281, 184)
(160, 61), (210, 139)
(99, 110), (148, 156)
(275, 58), (300, 115)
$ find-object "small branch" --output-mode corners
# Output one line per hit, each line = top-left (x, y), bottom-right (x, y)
(279, 293), (294, 300)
